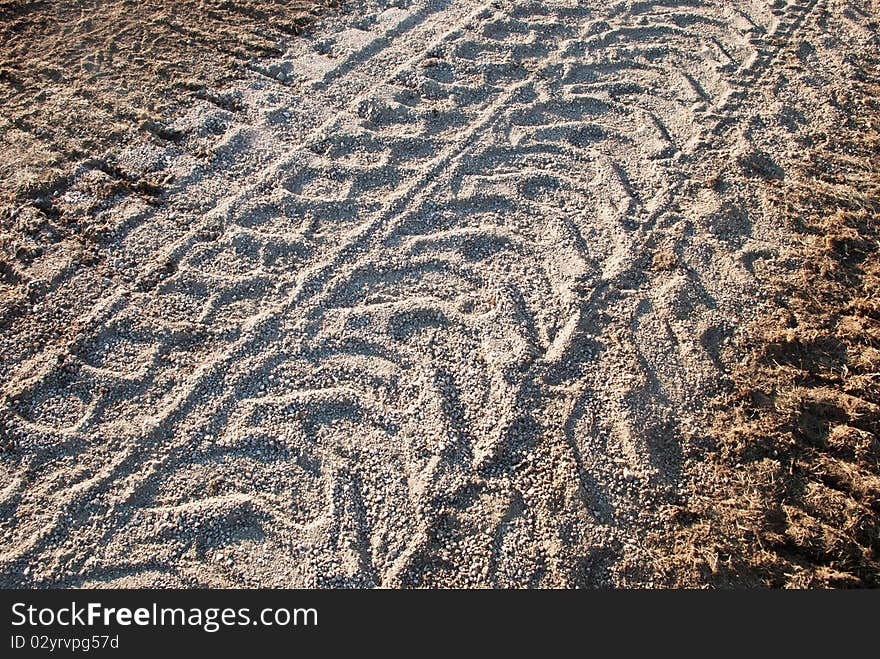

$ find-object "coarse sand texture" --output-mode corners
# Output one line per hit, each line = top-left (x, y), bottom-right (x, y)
(0, 0), (877, 587)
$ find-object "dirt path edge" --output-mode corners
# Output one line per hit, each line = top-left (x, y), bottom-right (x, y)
(654, 35), (880, 589)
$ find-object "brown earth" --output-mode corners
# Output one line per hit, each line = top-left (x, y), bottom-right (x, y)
(656, 44), (880, 588)
(0, 0), (328, 206)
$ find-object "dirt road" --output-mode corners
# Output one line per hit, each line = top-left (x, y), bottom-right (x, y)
(1, 0), (877, 587)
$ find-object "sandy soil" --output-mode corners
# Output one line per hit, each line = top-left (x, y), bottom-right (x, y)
(0, 0), (877, 587)
(660, 36), (880, 588)
(0, 1), (323, 202)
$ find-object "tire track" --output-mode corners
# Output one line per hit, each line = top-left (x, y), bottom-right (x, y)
(0, 0), (833, 587)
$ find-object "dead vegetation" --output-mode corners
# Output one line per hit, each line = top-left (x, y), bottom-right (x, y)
(659, 53), (880, 588)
